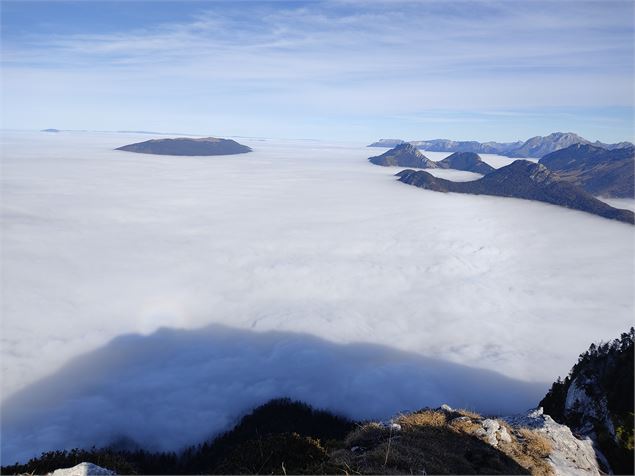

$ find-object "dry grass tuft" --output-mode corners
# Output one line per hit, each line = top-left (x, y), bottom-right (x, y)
(456, 408), (482, 419)
(518, 429), (553, 459)
(449, 415), (483, 435)
(345, 422), (391, 449)
(502, 428), (553, 476)
(396, 410), (447, 429)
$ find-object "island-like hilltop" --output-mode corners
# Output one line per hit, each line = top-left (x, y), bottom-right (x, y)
(368, 143), (437, 168)
(368, 146), (495, 174)
(116, 137), (252, 156)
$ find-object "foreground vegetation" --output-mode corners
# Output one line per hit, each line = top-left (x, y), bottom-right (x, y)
(2, 399), (554, 475)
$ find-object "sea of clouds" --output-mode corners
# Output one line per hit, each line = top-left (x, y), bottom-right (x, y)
(1, 131), (633, 463)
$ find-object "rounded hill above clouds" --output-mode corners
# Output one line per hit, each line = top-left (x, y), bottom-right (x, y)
(116, 137), (252, 156)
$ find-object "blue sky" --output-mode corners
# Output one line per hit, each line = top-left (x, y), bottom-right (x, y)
(1, 0), (634, 142)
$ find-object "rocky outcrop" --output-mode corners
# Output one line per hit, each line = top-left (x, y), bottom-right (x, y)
(397, 160), (635, 224)
(335, 404), (605, 475)
(436, 151), (495, 174)
(539, 144), (634, 198)
(474, 418), (513, 446)
(503, 408), (603, 475)
(368, 143), (437, 168)
(49, 463), (115, 476)
(115, 137), (252, 156)
(334, 406), (550, 475)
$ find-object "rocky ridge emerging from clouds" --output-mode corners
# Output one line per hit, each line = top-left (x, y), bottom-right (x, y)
(539, 143), (634, 198)
(397, 160), (635, 224)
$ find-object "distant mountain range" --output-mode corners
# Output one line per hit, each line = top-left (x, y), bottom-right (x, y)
(369, 139), (407, 148)
(368, 132), (633, 158)
(397, 160), (634, 224)
(116, 137), (252, 156)
(540, 144), (634, 198)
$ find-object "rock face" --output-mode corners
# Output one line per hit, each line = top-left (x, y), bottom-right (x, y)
(503, 408), (603, 476)
(564, 376), (615, 438)
(49, 462), (116, 476)
(368, 143), (438, 168)
(397, 160), (635, 224)
(539, 143), (634, 198)
(540, 328), (634, 475)
(115, 137), (252, 156)
(436, 151), (495, 174)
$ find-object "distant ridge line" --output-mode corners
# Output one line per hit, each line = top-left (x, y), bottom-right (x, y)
(368, 132), (634, 159)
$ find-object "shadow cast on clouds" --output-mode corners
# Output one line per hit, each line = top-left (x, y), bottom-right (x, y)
(1, 324), (548, 464)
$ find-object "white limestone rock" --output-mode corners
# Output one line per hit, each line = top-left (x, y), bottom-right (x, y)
(378, 420), (402, 432)
(476, 419), (502, 446)
(474, 418), (513, 447)
(497, 424), (512, 444)
(49, 462), (116, 476)
(504, 408), (604, 476)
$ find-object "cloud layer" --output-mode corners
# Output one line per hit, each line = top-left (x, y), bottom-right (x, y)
(2, 131), (634, 463)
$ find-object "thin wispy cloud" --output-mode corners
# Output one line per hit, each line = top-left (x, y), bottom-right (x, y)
(1, 0), (633, 140)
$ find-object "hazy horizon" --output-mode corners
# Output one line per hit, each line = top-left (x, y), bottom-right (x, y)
(4, 127), (634, 147)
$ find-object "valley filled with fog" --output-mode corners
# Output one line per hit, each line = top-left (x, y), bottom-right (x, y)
(1, 131), (633, 462)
